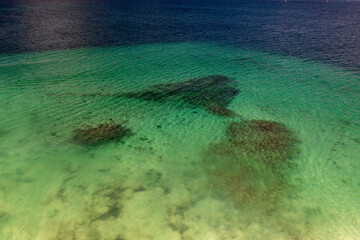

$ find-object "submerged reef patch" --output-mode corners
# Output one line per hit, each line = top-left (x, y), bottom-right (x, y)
(48, 75), (239, 117)
(121, 75), (239, 117)
(0, 129), (8, 138)
(0, 211), (9, 224)
(226, 120), (297, 167)
(72, 123), (132, 146)
(202, 119), (298, 211)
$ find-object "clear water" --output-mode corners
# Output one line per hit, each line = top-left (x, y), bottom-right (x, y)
(0, 43), (359, 239)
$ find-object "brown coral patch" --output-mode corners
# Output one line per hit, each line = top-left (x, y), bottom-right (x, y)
(226, 120), (297, 167)
(202, 120), (298, 210)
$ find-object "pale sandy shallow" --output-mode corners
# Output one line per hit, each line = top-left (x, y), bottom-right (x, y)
(0, 43), (359, 240)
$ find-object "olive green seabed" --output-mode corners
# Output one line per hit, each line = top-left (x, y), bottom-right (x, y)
(0, 43), (359, 239)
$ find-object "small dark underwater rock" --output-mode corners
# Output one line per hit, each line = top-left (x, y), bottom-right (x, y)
(72, 123), (132, 146)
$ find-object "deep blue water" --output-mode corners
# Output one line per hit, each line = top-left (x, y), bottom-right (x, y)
(1, 0), (360, 71)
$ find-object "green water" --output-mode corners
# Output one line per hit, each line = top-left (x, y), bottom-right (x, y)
(0, 43), (359, 240)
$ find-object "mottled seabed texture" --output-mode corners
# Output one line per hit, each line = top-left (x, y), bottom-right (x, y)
(1, 1), (360, 240)
(0, 43), (359, 240)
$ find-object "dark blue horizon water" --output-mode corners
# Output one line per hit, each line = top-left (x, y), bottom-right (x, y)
(1, 0), (360, 72)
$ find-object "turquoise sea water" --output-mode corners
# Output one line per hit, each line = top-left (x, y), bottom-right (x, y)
(0, 43), (359, 239)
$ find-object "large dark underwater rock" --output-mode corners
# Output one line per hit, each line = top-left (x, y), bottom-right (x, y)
(120, 75), (239, 117)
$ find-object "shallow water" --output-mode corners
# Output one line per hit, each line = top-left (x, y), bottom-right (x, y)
(0, 42), (359, 239)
